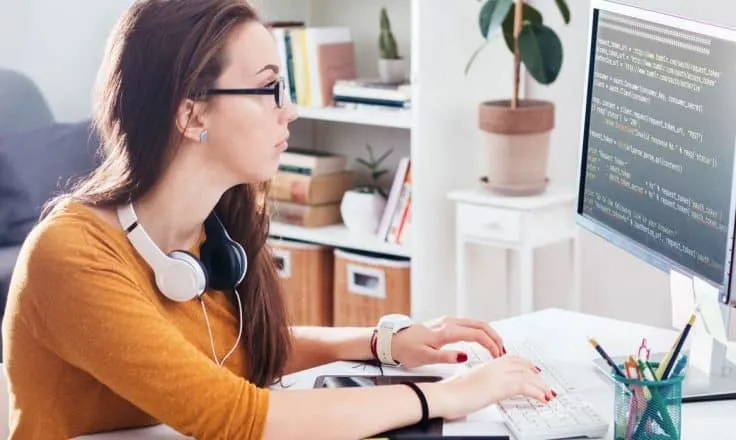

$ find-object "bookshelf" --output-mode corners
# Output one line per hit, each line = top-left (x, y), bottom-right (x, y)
(296, 105), (412, 129)
(256, 0), (535, 323)
(262, 0), (413, 258)
(259, 0), (470, 323)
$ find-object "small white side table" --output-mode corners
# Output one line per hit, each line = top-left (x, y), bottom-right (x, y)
(447, 186), (580, 317)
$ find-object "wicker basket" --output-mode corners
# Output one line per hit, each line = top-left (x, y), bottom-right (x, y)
(333, 249), (411, 327)
(269, 238), (334, 326)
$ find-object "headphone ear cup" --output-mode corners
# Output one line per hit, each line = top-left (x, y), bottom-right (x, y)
(157, 250), (208, 302)
(200, 240), (247, 291)
(225, 241), (247, 285)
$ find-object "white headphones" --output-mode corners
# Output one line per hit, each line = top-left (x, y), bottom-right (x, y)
(117, 203), (247, 367)
(116, 203), (247, 302)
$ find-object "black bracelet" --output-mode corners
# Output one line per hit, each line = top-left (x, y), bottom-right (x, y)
(402, 381), (429, 431)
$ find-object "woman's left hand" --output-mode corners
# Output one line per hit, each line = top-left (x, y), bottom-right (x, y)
(390, 315), (507, 368)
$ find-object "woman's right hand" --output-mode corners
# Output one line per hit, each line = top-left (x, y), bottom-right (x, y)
(434, 355), (556, 420)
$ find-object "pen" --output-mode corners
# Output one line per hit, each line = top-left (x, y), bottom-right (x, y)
(623, 357), (640, 440)
(588, 337), (625, 378)
(671, 354), (688, 377)
(661, 312), (697, 379)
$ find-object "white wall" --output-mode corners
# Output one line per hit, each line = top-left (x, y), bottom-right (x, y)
(411, 0), (518, 321)
(0, 0), (133, 122)
(525, 0), (736, 336)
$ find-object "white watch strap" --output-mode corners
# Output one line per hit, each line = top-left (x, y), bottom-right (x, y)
(376, 327), (398, 366)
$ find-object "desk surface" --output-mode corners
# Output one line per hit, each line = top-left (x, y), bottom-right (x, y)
(76, 309), (736, 439)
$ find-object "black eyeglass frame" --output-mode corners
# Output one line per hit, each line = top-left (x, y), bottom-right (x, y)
(205, 77), (286, 108)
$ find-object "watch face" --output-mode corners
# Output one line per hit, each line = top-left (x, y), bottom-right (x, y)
(379, 314), (413, 330)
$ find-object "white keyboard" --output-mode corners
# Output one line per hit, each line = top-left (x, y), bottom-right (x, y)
(498, 393), (608, 440)
(460, 339), (609, 440)
(465, 338), (578, 395)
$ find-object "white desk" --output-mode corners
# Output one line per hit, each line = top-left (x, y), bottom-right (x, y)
(76, 309), (736, 439)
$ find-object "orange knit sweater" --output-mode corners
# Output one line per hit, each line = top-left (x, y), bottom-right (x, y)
(2, 200), (270, 439)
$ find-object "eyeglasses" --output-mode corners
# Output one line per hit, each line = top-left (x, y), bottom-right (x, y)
(205, 76), (287, 108)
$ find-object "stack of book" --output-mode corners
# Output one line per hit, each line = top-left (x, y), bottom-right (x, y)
(376, 157), (412, 245)
(269, 23), (357, 107)
(333, 79), (412, 111)
(270, 148), (353, 228)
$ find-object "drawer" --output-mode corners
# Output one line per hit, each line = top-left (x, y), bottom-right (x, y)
(457, 203), (524, 242)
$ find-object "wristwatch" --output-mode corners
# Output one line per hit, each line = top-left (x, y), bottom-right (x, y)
(376, 314), (414, 366)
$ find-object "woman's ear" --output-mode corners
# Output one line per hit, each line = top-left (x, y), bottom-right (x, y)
(175, 98), (209, 143)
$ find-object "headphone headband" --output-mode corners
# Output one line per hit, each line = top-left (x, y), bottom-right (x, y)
(117, 203), (171, 270)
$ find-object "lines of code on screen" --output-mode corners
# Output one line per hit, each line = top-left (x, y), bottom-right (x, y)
(581, 10), (736, 284)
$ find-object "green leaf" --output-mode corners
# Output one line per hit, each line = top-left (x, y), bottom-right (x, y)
(375, 148), (393, 165)
(502, 3), (543, 53)
(356, 158), (372, 169)
(464, 41), (488, 75)
(478, 0), (514, 39)
(518, 22), (564, 85)
(366, 144), (376, 162)
(555, 0), (571, 24)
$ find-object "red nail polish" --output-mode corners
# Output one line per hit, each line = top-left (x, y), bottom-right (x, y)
(545, 395), (550, 402)
(551, 390), (557, 397)
(457, 353), (468, 363)
(502, 347), (507, 355)
(535, 366), (542, 372)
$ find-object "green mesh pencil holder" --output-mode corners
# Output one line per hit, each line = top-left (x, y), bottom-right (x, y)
(612, 363), (684, 440)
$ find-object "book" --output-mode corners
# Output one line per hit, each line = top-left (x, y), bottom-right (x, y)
(270, 200), (342, 228)
(387, 165), (412, 244)
(272, 170), (353, 204)
(376, 158), (411, 241)
(279, 148), (347, 176)
(271, 26), (357, 107)
(333, 79), (412, 102)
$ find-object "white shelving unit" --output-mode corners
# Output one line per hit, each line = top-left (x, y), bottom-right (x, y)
(256, 0), (537, 322)
(269, 222), (410, 258)
(296, 106), (412, 129)
(262, 0), (414, 260)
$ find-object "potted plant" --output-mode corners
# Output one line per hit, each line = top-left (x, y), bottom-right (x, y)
(466, 0), (570, 195)
(340, 144), (393, 235)
(378, 7), (406, 84)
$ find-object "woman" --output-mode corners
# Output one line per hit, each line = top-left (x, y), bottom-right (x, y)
(2, 0), (554, 439)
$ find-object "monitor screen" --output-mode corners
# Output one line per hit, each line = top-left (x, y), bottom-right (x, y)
(576, 1), (736, 306)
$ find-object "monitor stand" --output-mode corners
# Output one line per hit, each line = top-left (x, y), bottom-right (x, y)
(593, 271), (736, 403)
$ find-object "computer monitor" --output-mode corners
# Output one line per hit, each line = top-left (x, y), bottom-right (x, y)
(576, 0), (736, 401)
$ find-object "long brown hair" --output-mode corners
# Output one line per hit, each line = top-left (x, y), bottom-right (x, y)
(47, 0), (292, 387)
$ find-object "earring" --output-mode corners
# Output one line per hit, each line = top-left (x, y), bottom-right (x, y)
(200, 130), (208, 143)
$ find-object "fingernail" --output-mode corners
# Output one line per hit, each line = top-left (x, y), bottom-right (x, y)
(545, 395), (550, 402)
(457, 352), (468, 363)
(551, 390), (557, 398)
(502, 346), (507, 355)
(534, 366), (542, 373)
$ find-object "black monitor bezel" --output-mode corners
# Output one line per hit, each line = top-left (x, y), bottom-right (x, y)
(575, 0), (736, 307)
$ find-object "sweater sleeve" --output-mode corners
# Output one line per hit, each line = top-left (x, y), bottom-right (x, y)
(20, 220), (270, 440)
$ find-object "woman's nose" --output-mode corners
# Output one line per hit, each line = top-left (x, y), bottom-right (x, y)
(282, 99), (298, 124)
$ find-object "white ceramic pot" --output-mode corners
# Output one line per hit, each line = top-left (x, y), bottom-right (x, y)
(378, 58), (406, 84)
(340, 189), (386, 235)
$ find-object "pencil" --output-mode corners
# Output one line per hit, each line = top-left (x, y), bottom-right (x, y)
(656, 310), (697, 379)
(588, 337), (625, 378)
(662, 312), (697, 379)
